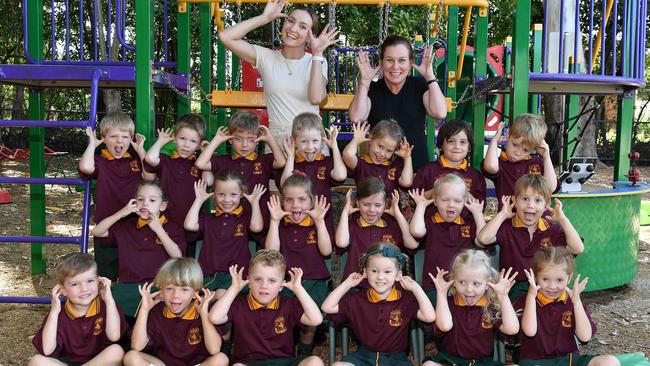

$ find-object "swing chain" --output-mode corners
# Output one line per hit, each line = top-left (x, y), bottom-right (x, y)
(327, 0), (337, 93)
(155, 70), (213, 104)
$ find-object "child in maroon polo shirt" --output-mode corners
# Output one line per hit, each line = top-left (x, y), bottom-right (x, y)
(477, 174), (584, 302)
(342, 120), (414, 194)
(424, 249), (518, 366)
(79, 112), (154, 281)
(322, 242), (435, 366)
(184, 170), (266, 297)
(280, 112), (347, 239)
(412, 119), (486, 211)
(410, 173), (486, 304)
(516, 247), (620, 366)
(195, 110), (286, 229)
(482, 115), (558, 211)
(266, 173), (331, 355)
(91, 180), (186, 319)
(125, 257), (228, 366)
(144, 113), (209, 257)
(209, 250), (324, 366)
(336, 177), (418, 280)
(30, 253), (127, 366)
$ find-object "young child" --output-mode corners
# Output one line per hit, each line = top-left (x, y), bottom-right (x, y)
(209, 250), (324, 366)
(517, 247), (620, 366)
(195, 110), (286, 227)
(78, 112), (153, 280)
(124, 257), (228, 366)
(477, 174), (584, 301)
(424, 250), (519, 366)
(342, 120), (413, 194)
(482, 115), (558, 210)
(412, 119), (486, 207)
(184, 170), (266, 296)
(90, 180), (186, 319)
(336, 176), (418, 280)
(322, 242), (436, 366)
(266, 173), (331, 355)
(30, 253), (127, 366)
(410, 173), (486, 303)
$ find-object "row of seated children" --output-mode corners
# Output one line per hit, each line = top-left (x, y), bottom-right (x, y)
(31, 245), (620, 366)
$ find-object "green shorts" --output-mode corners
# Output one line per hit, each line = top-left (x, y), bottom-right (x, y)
(426, 347), (503, 366)
(341, 346), (411, 366)
(508, 281), (529, 303)
(56, 357), (82, 366)
(204, 272), (232, 291)
(520, 353), (596, 366)
(113, 281), (146, 318)
(246, 355), (309, 366)
(281, 279), (329, 306)
(93, 238), (119, 281)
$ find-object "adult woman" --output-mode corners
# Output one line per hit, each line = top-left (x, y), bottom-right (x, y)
(348, 35), (447, 170)
(218, 0), (339, 146)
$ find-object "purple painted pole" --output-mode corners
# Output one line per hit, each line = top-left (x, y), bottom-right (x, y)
(80, 180), (92, 253)
(0, 236), (81, 244)
(611, 0), (617, 76)
(0, 120), (89, 128)
(622, 0), (628, 77)
(542, 0), (548, 73)
(51, 0), (55, 61)
(573, 0), (579, 74)
(600, 0), (607, 75)
(559, 0), (565, 73)
(0, 297), (52, 304)
(164, 0), (169, 62)
(0, 177), (85, 185)
(107, 0), (112, 60)
(22, 0), (36, 63)
(588, 0), (594, 74)
(65, 0), (70, 61)
(93, 0), (98, 61)
(115, 0), (135, 52)
(79, 0), (84, 61)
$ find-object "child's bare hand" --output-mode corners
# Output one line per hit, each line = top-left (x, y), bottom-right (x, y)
(199, 140), (210, 151)
(488, 267), (518, 299)
(409, 188), (434, 207)
(98, 276), (114, 302)
(156, 127), (175, 145)
(132, 133), (146, 151)
(342, 189), (359, 215)
(307, 195), (330, 221)
(545, 198), (567, 223)
(465, 193), (484, 215)
(193, 180), (214, 203)
(568, 274), (588, 301)
(523, 268), (541, 295)
(85, 127), (104, 148)
(343, 271), (366, 288)
(494, 122), (507, 143)
(429, 267), (453, 295)
(256, 125), (274, 143)
(324, 126), (339, 149)
(351, 121), (371, 144)
(399, 275), (421, 292)
(537, 140), (550, 159)
(395, 137), (413, 159)
(229, 265), (249, 292)
(499, 195), (515, 218)
(212, 126), (232, 144)
(244, 184), (267, 203)
(50, 284), (63, 313)
(195, 288), (215, 317)
(147, 211), (162, 230)
(282, 137), (295, 158)
(138, 282), (161, 312)
(282, 267), (304, 292)
(267, 195), (289, 221)
(384, 190), (400, 217)
(120, 199), (138, 217)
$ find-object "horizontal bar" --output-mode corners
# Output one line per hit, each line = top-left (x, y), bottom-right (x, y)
(529, 72), (644, 86)
(180, 0), (488, 7)
(0, 236), (82, 244)
(0, 296), (52, 304)
(0, 120), (88, 128)
(0, 177), (85, 185)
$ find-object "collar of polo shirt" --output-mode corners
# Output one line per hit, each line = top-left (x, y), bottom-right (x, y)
(233, 152), (257, 161)
(433, 212), (464, 225)
(137, 215), (168, 229)
(163, 300), (199, 320)
(358, 216), (387, 228)
(361, 154), (390, 166)
(247, 292), (280, 310)
(215, 205), (244, 217)
(283, 215), (313, 227)
(101, 149), (131, 160)
(65, 296), (100, 319)
(454, 294), (488, 307)
(439, 155), (468, 171)
(512, 216), (550, 231)
(367, 286), (401, 303)
(295, 151), (324, 163)
(171, 151), (196, 160)
(536, 290), (568, 306)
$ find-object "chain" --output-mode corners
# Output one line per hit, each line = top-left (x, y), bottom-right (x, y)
(454, 85), (474, 105)
(382, 2), (391, 42)
(328, 0), (336, 28)
(155, 70), (213, 104)
(378, 4), (384, 46)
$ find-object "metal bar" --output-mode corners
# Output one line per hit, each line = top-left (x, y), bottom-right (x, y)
(135, 0), (155, 148)
(622, 0), (628, 77)
(558, 0), (565, 72)
(530, 24), (542, 113)
(456, 6), (472, 81)
(0, 177), (86, 185)
(65, 0), (70, 61)
(200, 3), (214, 137)
(0, 120), (91, 128)
(446, 5), (458, 120)
(572, 0), (579, 74)
(107, 0), (112, 61)
(599, 0), (607, 75)
(471, 6), (488, 169)
(0, 297), (52, 304)
(611, 0), (617, 75)
(177, 0), (191, 116)
(614, 93), (634, 181)
(541, 0), (548, 73)
(115, 0), (135, 51)
(510, 1), (530, 118)
(93, 0), (98, 61)
(88, 69), (101, 127)
(80, 180), (92, 253)
(164, 0), (169, 63)
(588, 0), (594, 74)
(79, 0), (84, 60)
(51, 0), (55, 61)
(0, 236), (82, 244)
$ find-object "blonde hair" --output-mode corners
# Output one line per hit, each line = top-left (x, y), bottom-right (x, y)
(154, 258), (204, 290)
(99, 112), (135, 137)
(55, 253), (97, 284)
(449, 250), (500, 317)
(229, 110), (260, 134)
(292, 112), (324, 137)
(509, 113), (547, 149)
(250, 249), (286, 274)
(432, 173), (468, 198)
(532, 246), (575, 276)
(176, 113), (206, 140)
(514, 174), (551, 203)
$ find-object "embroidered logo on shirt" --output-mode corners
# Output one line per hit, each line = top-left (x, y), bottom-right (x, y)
(234, 224), (245, 237)
(253, 162), (263, 175)
(464, 178), (473, 190)
(274, 316), (287, 334)
(562, 311), (573, 327)
(389, 309), (403, 327)
(387, 168), (397, 181)
(481, 313), (494, 329)
(461, 225), (471, 238)
(540, 237), (551, 248)
(93, 316), (104, 335)
(317, 166), (326, 180)
(188, 327), (202, 345)
(191, 166), (200, 177)
(381, 234), (396, 244)
(307, 230), (317, 244)
(130, 160), (140, 172)
(528, 164), (541, 175)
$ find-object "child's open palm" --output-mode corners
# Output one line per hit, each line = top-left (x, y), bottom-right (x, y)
(138, 282), (161, 312)
(229, 265), (249, 292)
(195, 288), (215, 317)
(307, 195), (330, 221)
(343, 271), (366, 288)
(568, 274), (589, 301)
(283, 137), (295, 158)
(409, 188), (434, 207)
(156, 127), (175, 145)
(212, 126), (232, 144)
(282, 267), (304, 292)
(523, 268), (541, 294)
(342, 189), (359, 215)
(499, 195), (516, 218)
(244, 184), (267, 204)
(545, 198), (567, 223)
(465, 193), (484, 215)
(351, 121), (371, 144)
(384, 190), (401, 217)
(399, 275), (420, 292)
(429, 267), (454, 295)
(85, 127), (104, 148)
(488, 267), (518, 298)
(395, 137), (413, 159)
(255, 125), (273, 143)
(324, 126), (339, 149)
(267, 195), (289, 221)
(193, 180), (214, 203)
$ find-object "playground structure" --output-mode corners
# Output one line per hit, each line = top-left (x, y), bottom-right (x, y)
(0, 0), (647, 303)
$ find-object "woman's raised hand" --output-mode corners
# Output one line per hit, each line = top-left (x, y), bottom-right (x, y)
(309, 24), (339, 55)
(261, 0), (288, 22)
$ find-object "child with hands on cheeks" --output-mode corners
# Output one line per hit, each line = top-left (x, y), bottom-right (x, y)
(184, 170), (266, 298)
(424, 250), (518, 366)
(516, 247), (620, 366)
(336, 176), (418, 280)
(322, 242), (435, 366)
(208, 250), (324, 366)
(477, 174), (584, 302)
(124, 258), (228, 366)
(29, 253), (127, 366)
(342, 120), (414, 194)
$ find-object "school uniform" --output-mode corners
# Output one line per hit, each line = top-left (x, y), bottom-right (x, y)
(342, 212), (404, 279)
(413, 157), (487, 208)
(144, 301), (213, 366)
(328, 286), (419, 365)
(352, 155), (405, 194)
(32, 297), (128, 364)
(228, 293), (305, 364)
(514, 291), (597, 366)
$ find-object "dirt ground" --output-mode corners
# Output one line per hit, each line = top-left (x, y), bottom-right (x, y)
(0, 158), (649, 365)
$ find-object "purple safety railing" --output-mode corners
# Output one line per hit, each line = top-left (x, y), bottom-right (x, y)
(533, 0), (646, 89)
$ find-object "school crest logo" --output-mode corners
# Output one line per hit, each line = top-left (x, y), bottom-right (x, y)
(188, 327), (202, 345)
(274, 316), (287, 334)
(460, 225), (471, 238)
(130, 160), (140, 172)
(540, 237), (551, 248)
(93, 316), (104, 335)
(481, 312), (494, 329)
(253, 162), (263, 175)
(387, 168), (397, 181)
(381, 234), (395, 244)
(317, 166), (326, 180)
(190, 165), (200, 177)
(528, 164), (541, 175)
(562, 311), (573, 328)
(307, 230), (317, 244)
(464, 178), (473, 190)
(234, 224), (245, 237)
(389, 309), (403, 327)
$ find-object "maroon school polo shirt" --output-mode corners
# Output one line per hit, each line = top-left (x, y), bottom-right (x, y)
(491, 216), (567, 282)
(197, 202), (252, 276)
(514, 291), (597, 360)
(422, 213), (477, 290)
(328, 287), (419, 353)
(143, 153), (201, 227)
(352, 155), (405, 194)
(32, 297), (128, 364)
(279, 217), (330, 280)
(145, 302), (212, 366)
(228, 294), (304, 363)
(108, 215), (187, 283)
(79, 149), (142, 223)
(433, 295), (501, 360)
(343, 212), (404, 279)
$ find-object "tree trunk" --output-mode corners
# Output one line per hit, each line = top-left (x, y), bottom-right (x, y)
(572, 96), (598, 159)
(543, 94), (564, 164)
(96, 0), (122, 113)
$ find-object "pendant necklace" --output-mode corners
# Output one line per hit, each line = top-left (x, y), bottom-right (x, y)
(283, 56), (293, 76)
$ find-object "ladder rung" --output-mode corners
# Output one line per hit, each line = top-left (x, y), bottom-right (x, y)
(0, 177), (86, 186)
(0, 236), (82, 244)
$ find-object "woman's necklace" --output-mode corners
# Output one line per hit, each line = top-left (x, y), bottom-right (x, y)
(283, 56), (292, 76)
